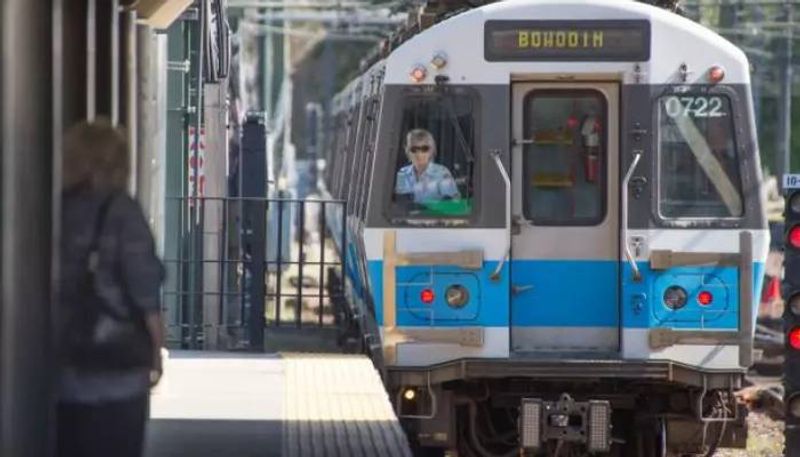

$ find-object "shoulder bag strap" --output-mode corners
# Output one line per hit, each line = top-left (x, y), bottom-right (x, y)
(86, 193), (117, 274)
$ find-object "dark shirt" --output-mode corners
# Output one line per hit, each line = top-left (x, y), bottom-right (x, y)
(58, 188), (164, 403)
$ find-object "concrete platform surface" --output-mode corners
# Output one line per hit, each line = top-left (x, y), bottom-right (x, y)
(144, 350), (411, 457)
(145, 351), (284, 457)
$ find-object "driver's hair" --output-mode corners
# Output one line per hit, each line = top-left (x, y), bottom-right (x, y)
(405, 128), (436, 156)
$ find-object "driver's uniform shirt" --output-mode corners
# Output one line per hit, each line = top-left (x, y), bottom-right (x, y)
(395, 163), (460, 203)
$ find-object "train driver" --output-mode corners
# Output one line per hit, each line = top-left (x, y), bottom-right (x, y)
(394, 128), (460, 203)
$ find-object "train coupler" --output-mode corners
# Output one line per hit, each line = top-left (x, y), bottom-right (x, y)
(519, 393), (612, 454)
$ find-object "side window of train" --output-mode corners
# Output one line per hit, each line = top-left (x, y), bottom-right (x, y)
(657, 94), (743, 218)
(357, 97), (380, 219)
(340, 106), (358, 201)
(389, 91), (477, 219)
(523, 90), (607, 225)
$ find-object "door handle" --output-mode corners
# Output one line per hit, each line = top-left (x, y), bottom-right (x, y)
(512, 284), (534, 295)
(490, 149), (511, 281)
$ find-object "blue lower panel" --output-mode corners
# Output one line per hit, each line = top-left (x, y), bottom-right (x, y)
(511, 260), (619, 327)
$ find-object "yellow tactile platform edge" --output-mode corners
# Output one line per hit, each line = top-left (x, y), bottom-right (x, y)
(282, 353), (413, 457)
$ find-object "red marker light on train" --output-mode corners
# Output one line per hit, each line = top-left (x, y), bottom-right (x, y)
(410, 65), (427, 83)
(697, 291), (713, 306)
(790, 327), (800, 350)
(421, 288), (435, 304)
(789, 225), (800, 249)
(708, 65), (725, 84)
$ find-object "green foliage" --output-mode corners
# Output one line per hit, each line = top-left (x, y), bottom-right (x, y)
(683, 0), (800, 175)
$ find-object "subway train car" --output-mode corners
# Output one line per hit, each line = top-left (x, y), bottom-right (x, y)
(322, 1), (767, 455)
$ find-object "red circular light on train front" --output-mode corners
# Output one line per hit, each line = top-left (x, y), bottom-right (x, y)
(697, 291), (713, 306)
(790, 327), (800, 350)
(421, 288), (435, 304)
(789, 225), (800, 249)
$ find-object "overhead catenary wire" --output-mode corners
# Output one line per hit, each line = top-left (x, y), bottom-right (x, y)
(244, 21), (387, 41)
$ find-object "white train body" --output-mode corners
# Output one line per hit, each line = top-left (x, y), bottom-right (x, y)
(323, 1), (767, 454)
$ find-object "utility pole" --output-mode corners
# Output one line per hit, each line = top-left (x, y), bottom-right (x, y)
(751, 3), (766, 124)
(777, 2), (793, 189)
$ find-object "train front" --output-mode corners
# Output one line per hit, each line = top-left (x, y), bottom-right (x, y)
(362, 1), (768, 455)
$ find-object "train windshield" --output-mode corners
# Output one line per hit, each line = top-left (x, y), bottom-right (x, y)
(657, 94), (743, 218)
(389, 90), (477, 218)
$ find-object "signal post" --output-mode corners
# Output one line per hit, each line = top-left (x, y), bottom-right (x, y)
(784, 175), (800, 456)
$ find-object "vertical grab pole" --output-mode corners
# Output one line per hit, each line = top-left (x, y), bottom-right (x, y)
(489, 150), (510, 281)
(622, 152), (642, 282)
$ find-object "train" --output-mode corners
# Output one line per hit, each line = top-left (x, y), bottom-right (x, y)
(321, 1), (768, 455)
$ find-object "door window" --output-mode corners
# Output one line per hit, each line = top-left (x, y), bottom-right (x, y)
(522, 90), (607, 225)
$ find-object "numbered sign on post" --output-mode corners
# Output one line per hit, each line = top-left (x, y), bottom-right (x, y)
(785, 174), (800, 190)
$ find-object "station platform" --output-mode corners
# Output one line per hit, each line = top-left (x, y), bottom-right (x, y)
(145, 351), (412, 457)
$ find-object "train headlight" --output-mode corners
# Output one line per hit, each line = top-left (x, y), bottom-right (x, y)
(663, 286), (688, 310)
(708, 65), (725, 84)
(519, 399), (542, 450)
(587, 401), (611, 453)
(445, 285), (469, 308)
(431, 52), (448, 69)
(410, 64), (427, 83)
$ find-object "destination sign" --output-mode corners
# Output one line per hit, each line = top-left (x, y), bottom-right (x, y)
(484, 20), (651, 62)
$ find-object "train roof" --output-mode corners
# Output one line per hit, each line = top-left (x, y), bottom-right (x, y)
(377, 0), (749, 86)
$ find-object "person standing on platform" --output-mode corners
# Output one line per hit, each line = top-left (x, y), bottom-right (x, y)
(56, 119), (165, 457)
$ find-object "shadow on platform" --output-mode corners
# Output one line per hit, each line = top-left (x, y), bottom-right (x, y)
(145, 419), (281, 457)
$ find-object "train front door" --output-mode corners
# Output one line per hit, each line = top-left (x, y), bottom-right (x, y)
(509, 82), (621, 354)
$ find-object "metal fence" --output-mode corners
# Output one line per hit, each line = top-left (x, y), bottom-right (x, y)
(163, 196), (347, 350)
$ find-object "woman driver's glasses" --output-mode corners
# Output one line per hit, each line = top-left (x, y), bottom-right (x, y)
(409, 145), (431, 154)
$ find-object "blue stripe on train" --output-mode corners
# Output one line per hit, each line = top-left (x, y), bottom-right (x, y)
(510, 259), (619, 327)
(363, 260), (765, 330)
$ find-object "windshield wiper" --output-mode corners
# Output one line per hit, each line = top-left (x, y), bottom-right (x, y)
(443, 96), (474, 163)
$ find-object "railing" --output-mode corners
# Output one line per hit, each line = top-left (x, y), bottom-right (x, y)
(162, 196), (347, 350)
